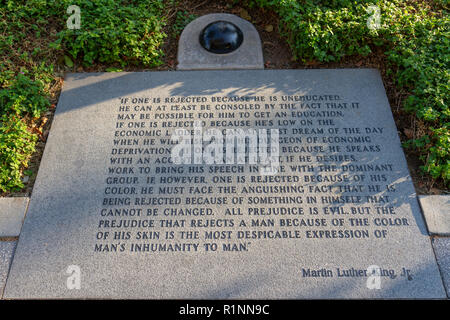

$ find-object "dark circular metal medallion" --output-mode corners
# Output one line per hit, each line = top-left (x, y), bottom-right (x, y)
(199, 21), (244, 54)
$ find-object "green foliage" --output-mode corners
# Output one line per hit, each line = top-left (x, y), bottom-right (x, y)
(384, 7), (449, 182)
(52, 0), (166, 66)
(386, 14), (449, 181)
(0, 73), (50, 118)
(1, 0), (167, 67)
(247, 0), (383, 62)
(248, 0), (449, 183)
(0, 1), (58, 192)
(0, 72), (50, 192)
(0, 0), (447, 190)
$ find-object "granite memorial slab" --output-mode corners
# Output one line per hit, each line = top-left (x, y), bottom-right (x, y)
(4, 69), (446, 299)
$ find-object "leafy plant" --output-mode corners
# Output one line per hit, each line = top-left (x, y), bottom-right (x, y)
(0, 0), (168, 192)
(0, 72), (50, 192)
(0, 114), (38, 192)
(0, 73), (50, 118)
(247, 0), (383, 62)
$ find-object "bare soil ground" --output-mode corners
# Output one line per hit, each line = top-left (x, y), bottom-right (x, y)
(6, 0), (446, 197)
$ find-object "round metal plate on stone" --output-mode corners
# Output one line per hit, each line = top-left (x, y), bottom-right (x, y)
(199, 21), (244, 54)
